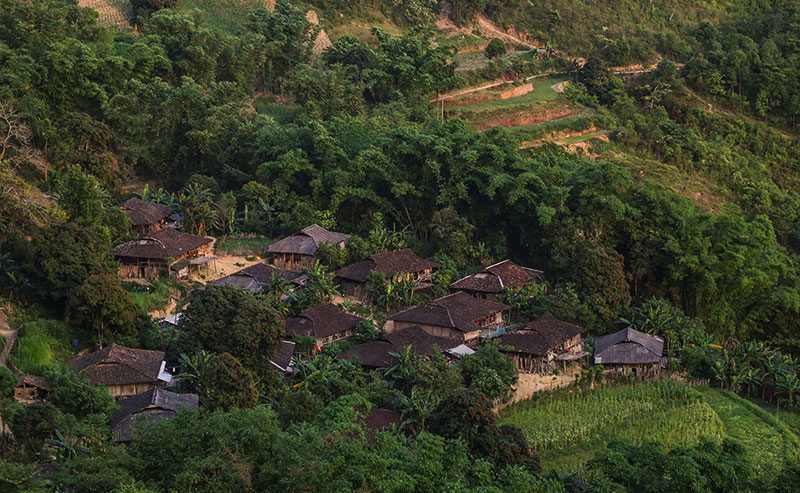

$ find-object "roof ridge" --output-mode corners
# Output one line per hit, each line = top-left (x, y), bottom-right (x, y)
(484, 259), (511, 270)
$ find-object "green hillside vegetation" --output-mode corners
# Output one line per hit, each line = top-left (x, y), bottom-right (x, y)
(2, 0), (800, 490)
(499, 381), (800, 477)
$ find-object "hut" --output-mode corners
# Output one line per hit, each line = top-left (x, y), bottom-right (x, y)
(68, 344), (173, 398)
(498, 316), (586, 373)
(270, 341), (297, 375)
(268, 224), (349, 270)
(450, 259), (543, 299)
(14, 374), (52, 403)
(593, 327), (664, 378)
(335, 249), (439, 302)
(110, 227), (212, 280)
(284, 303), (365, 348)
(212, 263), (305, 295)
(388, 292), (509, 345)
(336, 325), (461, 369)
(110, 388), (198, 442)
(118, 197), (177, 234)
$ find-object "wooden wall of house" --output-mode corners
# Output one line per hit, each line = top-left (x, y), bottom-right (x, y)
(108, 382), (161, 398)
(316, 328), (356, 347)
(117, 263), (167, 280)
(602, 363), (661, 379)
(392, 321), (465, 341)
(272, 253), (315, 271)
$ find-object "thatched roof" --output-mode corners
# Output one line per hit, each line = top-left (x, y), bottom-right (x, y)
(110, 228), (212, 260)
(335, 249), (440, 283)
(337, 325), (460, 368)
(111, 388), (198, 442)
(498, 316), (585, 356)
(450, 259), (543, 294)
(389, 292), (509, 334)
(594, 327), (664, 365)
(18, 374), (52, 391)
(212, 263), (305, 293)
(337, 340), (399, 368)
(268, 224), (350, 256)
(270, 341), (296, 372)
(118, 198), (174, 226)
(69, 344), (166, 386)
(284, 303), (364, 339)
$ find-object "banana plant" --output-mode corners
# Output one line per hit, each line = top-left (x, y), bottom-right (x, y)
(45, 430), (89, 459)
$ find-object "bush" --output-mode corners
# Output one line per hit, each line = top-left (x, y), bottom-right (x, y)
(485, 38), (507, 59)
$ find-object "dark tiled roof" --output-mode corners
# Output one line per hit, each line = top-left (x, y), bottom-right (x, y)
(337, 326), (460, 368)
(594, 327), (664, 365)
(212, 263), (305, 293)
(270, 341), (296, 372)
(68, 344), (165, 386)
(361, 407), (402, 441)
(110, 228), (212, 260)
(498, 316), (585, 356)
(389, 292), (509, 333)
(337, 340), (399, 368)
(18, 374), (51, 391)
(335, 249), (440, 283)
(383, 326), (460, 354)
(450, 259), (543, 294)
(284, 303), (364, 339)
(118, 198), (174, 226)
(111, 388), (198, 442)
(268, 224), (350, 255)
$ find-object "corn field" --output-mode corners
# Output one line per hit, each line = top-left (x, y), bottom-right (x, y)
(79, 0), (133, 29)
(499, 381), (722, 451)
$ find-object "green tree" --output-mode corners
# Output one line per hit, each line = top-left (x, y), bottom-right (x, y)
(200, 353), (259, 412)
(69, 271), (141, 347)
(485, 38), (506, 59)
(178, 285), (285, 374)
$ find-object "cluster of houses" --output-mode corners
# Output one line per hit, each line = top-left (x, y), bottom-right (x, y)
(13, 208), (666, 442)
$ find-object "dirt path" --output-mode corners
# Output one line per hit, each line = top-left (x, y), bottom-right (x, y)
(0, 306), (17, 368)
(496, 368), (581, 411)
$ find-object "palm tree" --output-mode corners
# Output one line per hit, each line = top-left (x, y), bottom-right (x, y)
(179, 184), (217, 236)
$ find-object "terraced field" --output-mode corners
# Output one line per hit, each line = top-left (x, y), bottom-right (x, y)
(498, 381), (800, 477)
(79, 0), (132, 28)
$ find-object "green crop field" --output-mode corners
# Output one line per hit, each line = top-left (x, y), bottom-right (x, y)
(179, 0), (274, 32)
(498, 381), (800, 477)
(449, 76), (567, 113)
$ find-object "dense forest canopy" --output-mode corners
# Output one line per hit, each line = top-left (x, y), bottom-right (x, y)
(1, 0), (800, 491)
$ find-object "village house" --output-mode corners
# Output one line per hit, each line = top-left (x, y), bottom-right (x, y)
(110, 227), (213, 280)
(268, 224), (350, 270)
(110, 388), (198, 442)
(498, 316), (586, 373)
(68, 344), (173, 398)
(13, 374), (52, 403)
(118, 197), (178, 234)
(212, 263), (306, 295)
(270, 340), (297, 375)
(336, 325), (463, 369)
(594, 327), (664, 378)
(335, 249), (440, 302)
(284, 303), (365, 348)
(450, 259), (543, 299)
(388, 292), (509, 345)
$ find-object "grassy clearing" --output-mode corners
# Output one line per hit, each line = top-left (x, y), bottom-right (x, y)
(696, 387), (800, 479)
(10, 319), (73, 373)
(449, 76), (566, 113)
(217, 236), (273, 255)
(127, 277), (183, 314)
(254, 99), (304, 123)
(499, 381), (800, 477)
(180, 0), (272, 32)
